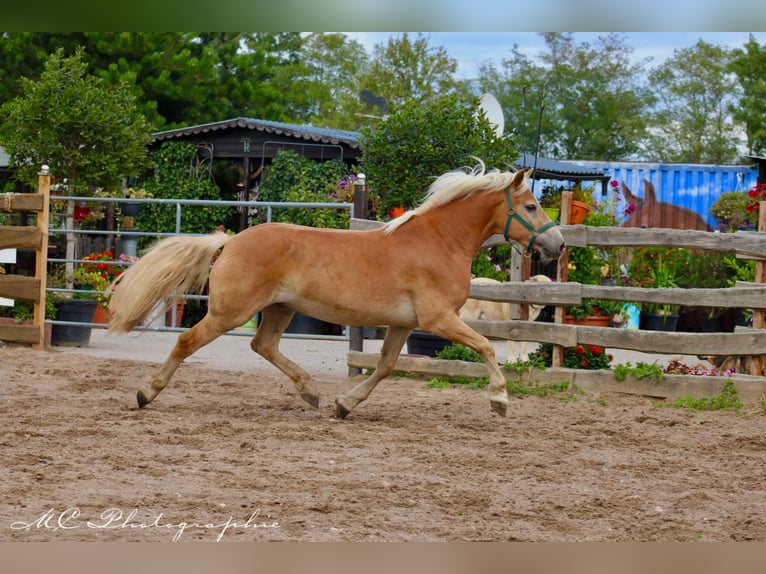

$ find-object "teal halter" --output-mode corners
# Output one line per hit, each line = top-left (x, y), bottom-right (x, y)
(502, 186), (557, 257)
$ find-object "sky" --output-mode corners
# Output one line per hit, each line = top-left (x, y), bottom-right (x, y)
(344, 32), (766, 79)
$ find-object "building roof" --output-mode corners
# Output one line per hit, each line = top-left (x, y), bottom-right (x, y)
(152, 117), (362, 149)
(514, 153), (610, 182)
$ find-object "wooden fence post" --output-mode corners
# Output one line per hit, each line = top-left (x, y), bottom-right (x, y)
(552, 190), (573, 367)
(750, 200), (766, 374)
(33, 167), (51, 349)
(348, 173), (368, 376)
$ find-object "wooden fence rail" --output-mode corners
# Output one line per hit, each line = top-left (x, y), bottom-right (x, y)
(0, 169), (51, 348)
(347, 217), (766, 403)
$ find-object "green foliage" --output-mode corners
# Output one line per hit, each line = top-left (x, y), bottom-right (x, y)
(626, 247), (682, 315)
(568, 246), (603, 285)
(435, 343), (483, 363)
(661, 380), (743, 412)
(613, 361), (664, 383)
(0, 33), (304, 129)
(529, 343), (613, 370)
(360, 93), (517, 214)
(728, 34), (766, 156)
(477, 32), (653, 161)
(674, 249), (734, 290)
(362, 33), (468, 113)
(0, 47), (152, 193)
(647, 40), (741, 164)
(721, 254), (755, 286)
(470, 245), (513, 281)
(257, 150), (355, 228)
(137, 142), (231, 247)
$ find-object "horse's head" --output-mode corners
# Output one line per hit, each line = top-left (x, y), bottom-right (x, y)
(501, 169), (566, 261)
(621, 179), (712, 231)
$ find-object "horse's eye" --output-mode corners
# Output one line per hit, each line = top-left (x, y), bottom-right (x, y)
(525, 204), (537, 212)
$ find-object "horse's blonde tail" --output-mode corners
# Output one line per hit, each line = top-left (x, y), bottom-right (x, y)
(107, 231), (232, 333)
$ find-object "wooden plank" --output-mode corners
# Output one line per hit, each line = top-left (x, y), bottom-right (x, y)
(0, 193), (44, 212)
(0, 226), (42, 249)
(0, 323), (42, 344)
(0, 275), (41, 302)
(347, 352), (766, 404)
(352, 219), (766, 257)
(469, 281), (582, 305)
(467, 281), (766, 310)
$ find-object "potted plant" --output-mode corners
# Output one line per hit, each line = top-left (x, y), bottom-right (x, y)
(529, 342), (613, 370)
(673, 249), (736, 332)
(118, 186), (153, 218)
(539, 183), (594, 224)
(564, 242), (625, 326)
(568, 182), (595, 224)
(538, 185), (562, 221)
(627, 248), (681, 331)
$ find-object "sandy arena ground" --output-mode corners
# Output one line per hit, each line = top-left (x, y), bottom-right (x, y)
(1, 330), (765, 542)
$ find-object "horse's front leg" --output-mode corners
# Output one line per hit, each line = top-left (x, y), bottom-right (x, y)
(422, 314), (508, 417)
(335, 326), (412, 418)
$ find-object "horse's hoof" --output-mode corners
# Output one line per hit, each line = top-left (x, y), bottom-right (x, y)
(301, 393), (319, 409)
(136, 390), (150, 409)
(490, 399), (507, 417)
(334, 398), (351, 419)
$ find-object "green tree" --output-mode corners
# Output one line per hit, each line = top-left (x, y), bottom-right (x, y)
(360, 93), (516, 214)
(284, 33), (371, 129)
(0, 32), (306, 130)
(480, 33), (652, 161)
(646, 39), (742, 163)
(729, 34), (766, 157)
(0, 47), (152, 288)
(0, 47), (151, 192)
(360, 33), (469, 114)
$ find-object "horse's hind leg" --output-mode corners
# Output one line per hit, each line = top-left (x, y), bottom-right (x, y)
(251, 304), (319, 409)
(335, 326), (412, 418)
(137, 314), (230, 408)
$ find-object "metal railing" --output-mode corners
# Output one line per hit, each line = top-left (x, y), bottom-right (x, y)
(47, 195), (355, 340)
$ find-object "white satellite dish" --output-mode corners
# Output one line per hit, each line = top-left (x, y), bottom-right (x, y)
(477, 93), (505, 138)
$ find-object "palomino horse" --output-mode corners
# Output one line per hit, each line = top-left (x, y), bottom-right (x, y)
(107, 163), (565, 418)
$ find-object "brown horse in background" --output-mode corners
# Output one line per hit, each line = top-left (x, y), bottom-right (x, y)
(107, 163), (565, 419)
(621, 179), (712, 231)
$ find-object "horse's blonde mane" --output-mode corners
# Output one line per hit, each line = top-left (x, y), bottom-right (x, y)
(384, 161), (522, 235)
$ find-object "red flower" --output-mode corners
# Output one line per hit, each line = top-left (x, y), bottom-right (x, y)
(588, 345), (602, 354)
(576, 345), (585, 355)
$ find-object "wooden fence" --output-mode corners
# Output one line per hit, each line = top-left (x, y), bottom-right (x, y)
(0, 169), (51, 348)
(347, 215), (766, 404)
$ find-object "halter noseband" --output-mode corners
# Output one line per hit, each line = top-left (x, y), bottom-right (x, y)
(502, 186), (557, 257)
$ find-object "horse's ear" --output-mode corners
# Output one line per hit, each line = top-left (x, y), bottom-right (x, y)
(511, 169), (527, 187)
(643, 180), (656, 204)
(622, 181), (645, 210)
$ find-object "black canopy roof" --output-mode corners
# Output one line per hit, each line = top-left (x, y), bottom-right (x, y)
(514, 153), (611, 194)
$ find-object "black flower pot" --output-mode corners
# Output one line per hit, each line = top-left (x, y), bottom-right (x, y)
(51, 299), (98, 347)
(118, 202), (141, 217)
(639, 312), (678, 332)
(406, 330), (452, 357)
(285, 313), (342, 336)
